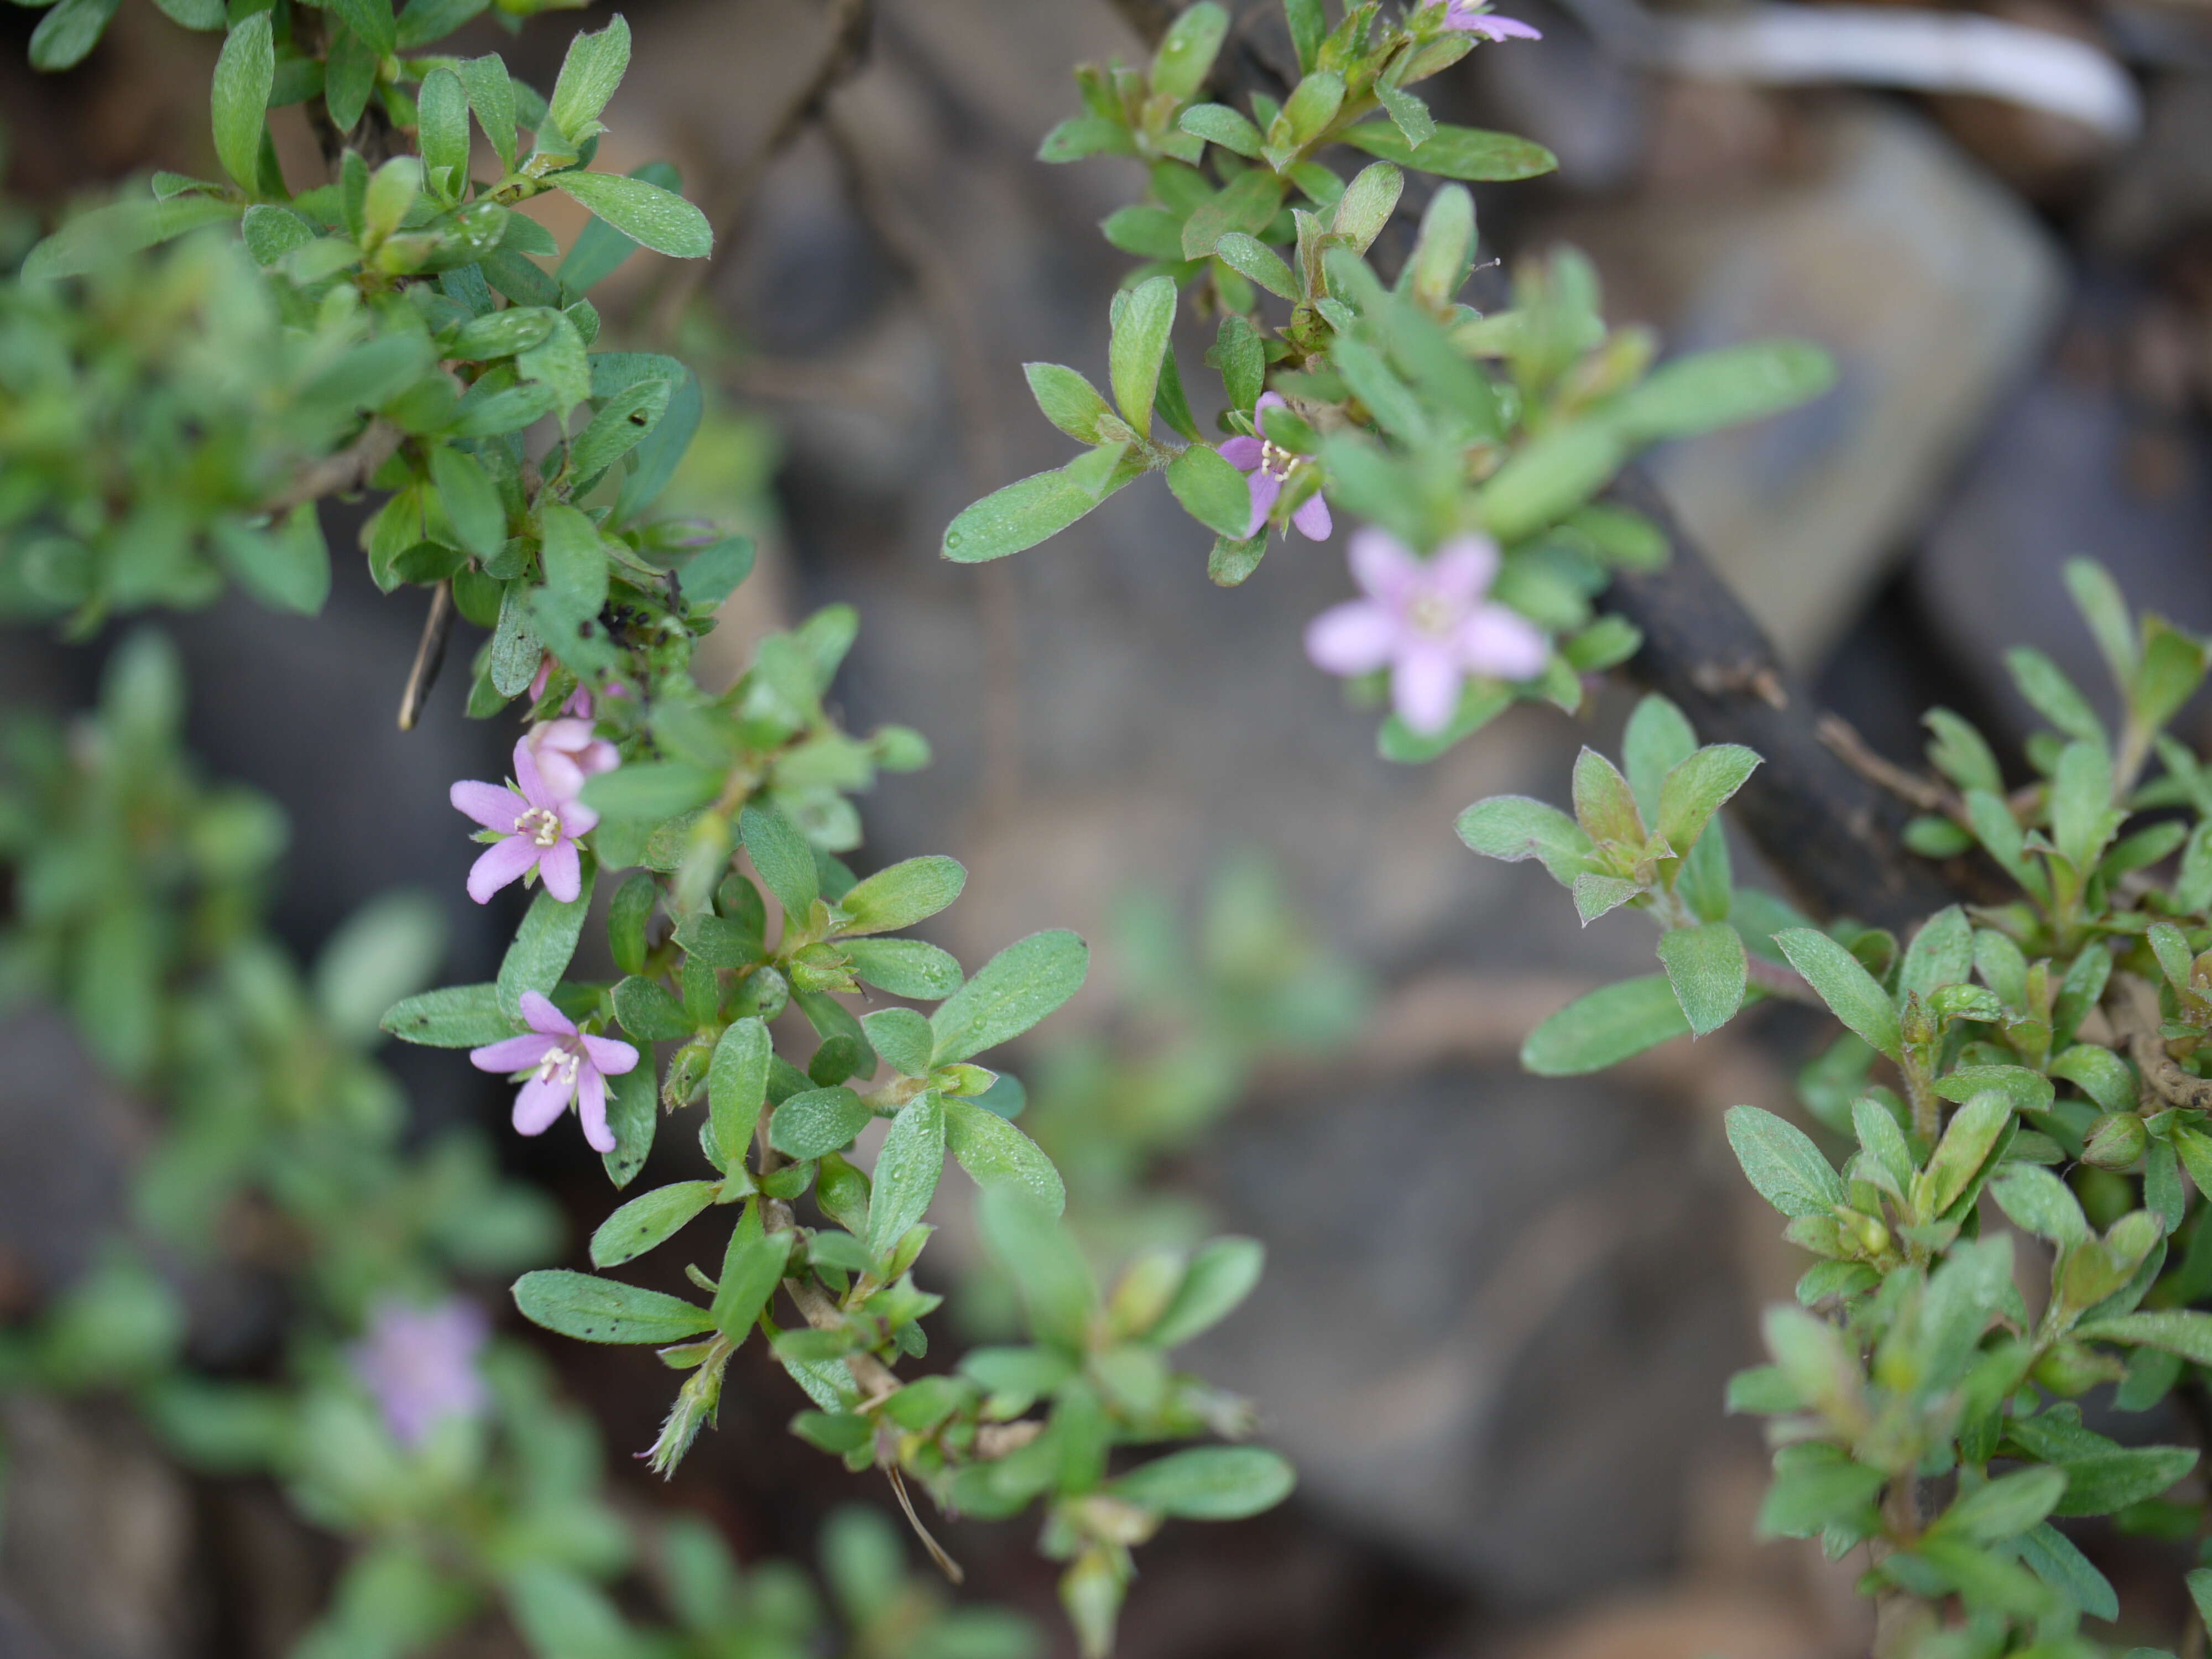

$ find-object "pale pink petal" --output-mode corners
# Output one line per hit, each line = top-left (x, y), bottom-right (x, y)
(470, 1032), (560, 1072)
(512, 737), (554, 811)
(1469, 13), (1541, 38)
(556, 796), (598, 837)
(451, 780), (523, 831)
(581, 1033), (639, 1074)
(467, 836), (539, 904)
(529, 659), (553, 702)
(1425, 535), (1501, 604)
(1255, 391), (1288, 417)
(1219, 435), (1264, 473)
(1305, 601), (1401, 676)
(1459, 604), (1550, 680)
(564, 686), (594, 719)
(576, 1066), (614, 1153)
(1291, 492), (1333, 541)
(1392, 643), (1465, 734)
(1244, 469), (1282, 539)
(512, 1072), (570, 1136)
(1348, 527), (1422, 604)
(518, 991), (575, 1037)
(578, 740), (619, 777)
(538, 838), (581, 902)
(534, 748), (586, 801)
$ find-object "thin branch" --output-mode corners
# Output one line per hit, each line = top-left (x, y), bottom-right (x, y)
(2114, 973), (2212, 1112)
(1817, 712), (1953, 817)
(397, 581), (456, 731)
(643, 0), (875, 347)
(263, 420), (402, 517)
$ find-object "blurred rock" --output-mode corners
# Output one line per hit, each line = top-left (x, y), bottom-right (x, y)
(1553, 100), (2065, 666)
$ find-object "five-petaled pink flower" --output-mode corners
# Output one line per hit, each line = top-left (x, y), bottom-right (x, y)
(470, 990), (638, 1152)
(349, 1297), (490, 1448)
(1425, 0), (1542, 39)
(451, 738), (598, 904)
(1219, 393), (1333, 542)
(1305, 528), (1549, 734)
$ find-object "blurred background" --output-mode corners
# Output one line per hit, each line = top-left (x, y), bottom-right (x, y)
(8, 0), (2212, 1652)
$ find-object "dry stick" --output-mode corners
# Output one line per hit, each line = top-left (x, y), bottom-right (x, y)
(397, 580), (456, 730)
(821, 106), (1026, 816)
(263, 420), (403, 517)
(642, 0), (877, 349)
(2114, 973), (2212, 1112)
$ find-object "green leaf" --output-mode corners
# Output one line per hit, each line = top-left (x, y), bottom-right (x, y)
(497, 869), (594, 1020)
(1657, 922), (1746, 1037)
(2075, 1310), (2212, 1366)
(512, 1269), (714, 1344)
(860, 1008), (933, 1078)
(460, 54), (518, 176)
(612, 974), (690, 1042)
(866, 1091), (946, 1257)
(211, 13), (275, 194)
(2049, 1446), (2198, 1517)
(711, 1201), (792, 1344)
(1990, 1165), (2089, 1247)
(1609, 342), (1835, 445)
(2017, 1522), (2118, 1622)
(2006, 646), (2107, 750)
(1336, 119), (1556, 180)
(22, 195), (241, 283)
(1757, 1458), (1884, 1539)
(2190, 1567), (2212, 1637)
(944, 1098), (1065, 1215)
(1898, 905), (1973, 1004)
(1329, 160), (1401, 253)
(551, 169), (711, 260)
(1914, 1091), (2012, 1217)
(567, 375), (671, 485)
(329, 0), (396, 56)
(1725, 1104), (1847, 1219)
(1932, 1467), (2065, 1545)
(768, 1087), (873, 1161)
(430, 445), (505, 561)
(417, 66), (471, 196)
(1655, 744), (1760, 857)
(538, 502), (609, 627)
(844, 938), (964, 1000)
(1774, 928), (1901, 1061)
(380, 982), (513, 1047)
(1181, 168), (1286, 259)
(837, 855), (966, 936)
(941, 460), (1132, 562)
(739, 801), (817, 921)
(978, 1187), (1095, 1350)
(1520, 974), (1690, 1075)
(601, 1062), (654, 1188)
(212, 505), (329, 615)
(1455, 794), (1594, 884)
(1150, 0), (1227, 101)
(1108, 275), (1177, 439)
(1109, 1447), (1294, 1520)
(1211, 232), (1297, 301)
(929, 930), (1089, 1065)
(29, 0), (119, 70)
(546, 14), (629, 140)
(580, 761), (721, 822)
(1149, 1236), (1262, 1347)
(589, 1180), (718, 1267)
(1024, 362), (1117, 444)
(1166, 444), (1255, 538)
(1179, 103), (1264, 157)
(707, 1018), (770, 1171)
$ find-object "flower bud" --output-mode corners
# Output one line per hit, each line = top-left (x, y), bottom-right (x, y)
(2032, 1340), (2126, 1399)
(2082, 1112), (2147, 1171)
(1837, 1207), (1890, 1259)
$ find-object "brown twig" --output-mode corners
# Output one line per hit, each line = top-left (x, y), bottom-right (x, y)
(2114, 973), (2212, 1112)
(263, 420), (403, 517)
(642, 0), (876, 348)
(1816, 712), (1954, 817)
(397, 581), (456, 731)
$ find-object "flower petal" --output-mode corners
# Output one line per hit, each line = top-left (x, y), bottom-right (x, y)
(1348, 527), (1421, 604)
(1426, 534), (1501, 603)
(538, 837), (581, 902)
(511, 1072), (570, 1136)
(1243, 469), (1282, 539)
(533, 748), (587, 802)
(512, 737), (554, 811)
(1218, 435), (1264, 473)
(1459, 604), (1551, 680)
(576, 1066), (614, 1153)
(1469, 13), (1541, 38)
(451, 780), (523, 831)
(470, 1032), (560, 1072)
(1305, 601), (1400, 677)
(467, 836), (539, 905)
(581, 1032), (639, 1075)
(556, 796), (598, 837)
(1255, 390), (1288, 416)
(529, 658), (552, 703)
(518, 991), (576, 1037)
(1291, 491), (1333, 541)
(1392, 643), (1465, 734)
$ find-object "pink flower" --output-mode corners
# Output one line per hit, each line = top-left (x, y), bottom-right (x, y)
(528, 657), (594, 719)
(349, 1297), (489, 1447)
(1305, 528), (1550, 734)
(469, 990), (639, 1152)
(525, 717), (619, 802)
(1425, 0), (1542, 38)
(450, 738), (598, 904)
(1218, 393), (1333, 542)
